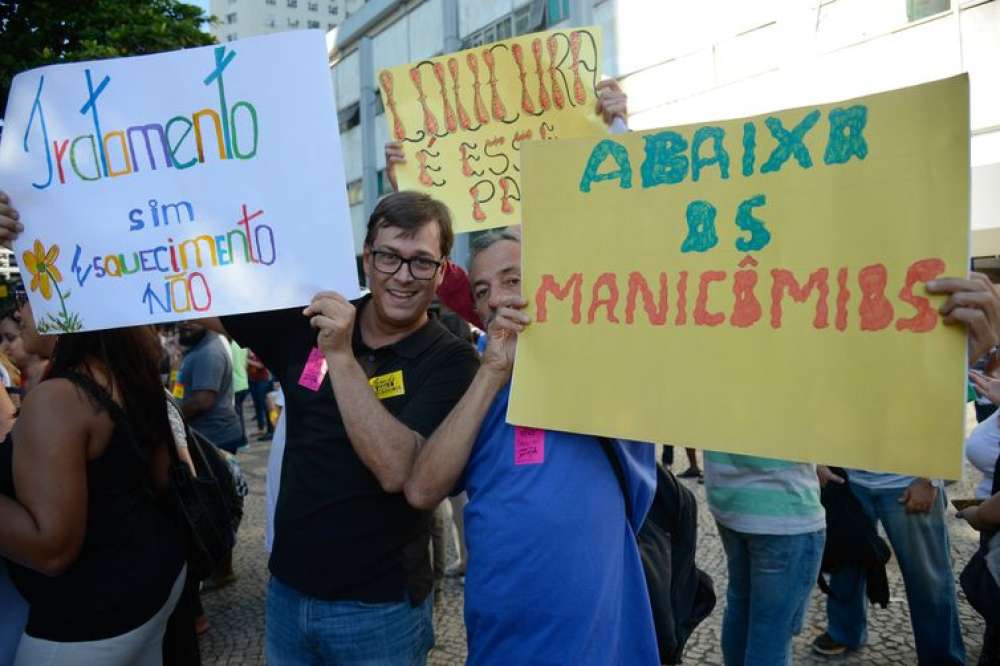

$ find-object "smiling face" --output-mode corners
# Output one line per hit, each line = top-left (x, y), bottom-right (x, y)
(470, 239), (522, 327)
(363, 222), (446, 332)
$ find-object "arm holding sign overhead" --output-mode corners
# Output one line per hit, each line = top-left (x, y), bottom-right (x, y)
(405, 298), (529, 510)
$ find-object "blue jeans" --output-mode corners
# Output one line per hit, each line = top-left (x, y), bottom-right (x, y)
(826, 483), (965, 665)
(266, 576), (434, 666)
(717, 524), (825, 666)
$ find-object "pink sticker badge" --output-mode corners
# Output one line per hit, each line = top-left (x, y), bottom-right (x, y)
(514, 427), (545, 466)
(298, 347), (328, 392)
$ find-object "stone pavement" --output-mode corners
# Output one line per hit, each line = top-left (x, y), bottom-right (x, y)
(202, 437), (987, 665)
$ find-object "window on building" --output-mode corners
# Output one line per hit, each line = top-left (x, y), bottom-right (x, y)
(376, 169), (393, 196)
(287, 0), (297, 7)
(288, 17), (300, 27)
(308, 1), (318, 10)
(226, 12), (237, 24)
(328, 22), (337, 29)
(266, 14), (277, 27)
(547, 0), (570, 24)
(338, 102), (360, 133)
(329, 4), (339, 14)
(265, 0), (276, 4)
(906, 0), (950, 21)
(463, 0), (545, 49)
(308, 20), (320, 28)
(227, 33), (238, 41)
(346, 179), (363, 206)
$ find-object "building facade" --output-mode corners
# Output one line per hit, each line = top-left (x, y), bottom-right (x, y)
(209, 0), (365, 42)
(328, 0), (1000, 268)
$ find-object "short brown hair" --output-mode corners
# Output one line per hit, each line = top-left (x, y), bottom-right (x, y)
(364, 191), (454, 258)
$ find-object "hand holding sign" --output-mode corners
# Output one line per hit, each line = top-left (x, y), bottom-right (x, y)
(928, 273), (1000, 363)
(304, 291), (356, 360)
(482, 296), (530, 380)
(385, 142), (406, 193)
(594, 79), (627, 127)
(0, 191), (23, 249)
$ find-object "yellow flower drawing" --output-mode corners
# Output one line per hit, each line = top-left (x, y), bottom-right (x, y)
(22, 240), (63, 301)
(20, 239), (82, 333)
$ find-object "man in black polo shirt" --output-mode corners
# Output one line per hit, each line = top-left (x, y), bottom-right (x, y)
(219, 191), (479, 664)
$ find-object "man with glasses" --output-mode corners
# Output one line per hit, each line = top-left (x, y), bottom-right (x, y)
(218, 191), (479, 664)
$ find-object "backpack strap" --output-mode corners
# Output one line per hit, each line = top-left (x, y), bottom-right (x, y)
(53, 370), (165, 491)
(56, 370), (128, 422)
(599, 437), (634, 520)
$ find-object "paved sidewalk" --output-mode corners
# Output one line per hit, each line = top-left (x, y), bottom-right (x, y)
(201, 438), (987, 665)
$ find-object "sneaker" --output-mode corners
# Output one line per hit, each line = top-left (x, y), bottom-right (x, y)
(678, 467), (702, 479)
(812, 633), (848, 656)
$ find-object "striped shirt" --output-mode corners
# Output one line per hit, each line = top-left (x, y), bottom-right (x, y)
(704, 452), (826, 535)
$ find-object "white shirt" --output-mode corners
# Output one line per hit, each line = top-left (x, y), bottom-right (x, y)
(265, 387), (286, 553)
(966, 412), (1000, 499)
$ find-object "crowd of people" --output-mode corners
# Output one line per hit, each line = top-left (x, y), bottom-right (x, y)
(0, 80), (997, 666)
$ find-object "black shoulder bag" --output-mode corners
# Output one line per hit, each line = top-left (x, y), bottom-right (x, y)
(164, 398), (240, 579)
(599, 438), (716, 665)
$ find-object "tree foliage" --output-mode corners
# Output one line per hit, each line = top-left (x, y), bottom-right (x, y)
(0, 0), (216, 117)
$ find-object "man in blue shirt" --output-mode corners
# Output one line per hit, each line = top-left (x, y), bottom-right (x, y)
(404, 226), (660, 665)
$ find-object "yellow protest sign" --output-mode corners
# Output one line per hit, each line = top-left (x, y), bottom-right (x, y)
(508, 75), (970, 479)
(378, 27), (605, 233)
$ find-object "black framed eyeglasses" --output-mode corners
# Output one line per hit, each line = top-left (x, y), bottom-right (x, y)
(13, 285), (28, 310)
(372, 250), (442, 280)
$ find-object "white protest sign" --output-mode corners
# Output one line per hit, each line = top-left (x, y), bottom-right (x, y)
(0, 30), (359, 333)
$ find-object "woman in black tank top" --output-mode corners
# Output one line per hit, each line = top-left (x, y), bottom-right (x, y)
(0, 300), (185, 664)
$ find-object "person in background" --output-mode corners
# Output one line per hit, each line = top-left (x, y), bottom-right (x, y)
(0, 309), (46, 396)
(230, 341), (250, 440)
(247, 351), (273, 441)
(704, 450), (826, 665)
(665, 445), (703, 481)
(811, 272), (1000, 664)
(176, 321), (245, 456)
(968, 355), (1000, 503)
(0, 290), (185, 665)
(965, 364), (1000, 665)
(176, 320), (243, 592)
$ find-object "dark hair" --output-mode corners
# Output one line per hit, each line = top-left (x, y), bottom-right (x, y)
(364, 191), (454, 258)
(48, 326), (172, 461)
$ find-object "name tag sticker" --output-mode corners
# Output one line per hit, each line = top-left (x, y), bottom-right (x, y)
(171, 383), (185, 399)
(369, 370), (405, 400)
(514, 427), (545, 466)
(298, 347), (328, 392)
